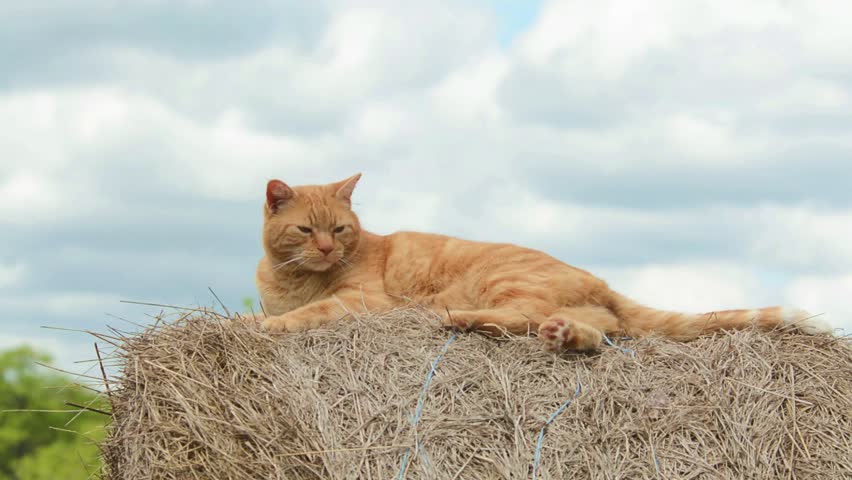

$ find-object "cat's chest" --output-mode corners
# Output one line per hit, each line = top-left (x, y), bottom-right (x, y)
(259, 279), (328, 316)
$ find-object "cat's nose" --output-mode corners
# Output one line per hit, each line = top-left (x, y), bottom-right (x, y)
(318, 245), (334, 256)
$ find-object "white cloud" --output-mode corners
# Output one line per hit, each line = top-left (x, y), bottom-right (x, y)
(346, 103), (410, 146)
(493, 195), (852, 274)
(43, 2), (495, 137)
(519, 1), (681, 76)
(1, 0), (851, 355)
(596, 262), (768, 313)
(0, 88), (326, 212)
(758, 77), (851, 116)
(0, 333), (102, 376)
(0, 262), (27, 288)
(317, 3), (495, 94)
(0, 173), (60, 224)
(786, 274), (852, 334)
(594, 262), (851, 334)
(359, 188), (444, 234)
(0, 292), (122, 315)
(749, 206), (852, 272)
(499, 0), (852, 178)
(662, 113), (765, 163)
(516, 0), (850, 79)
(431, 52), (509, 123)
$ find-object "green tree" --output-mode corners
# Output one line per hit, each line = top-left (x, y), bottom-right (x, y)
(0, 346), (106, 479)
(242, 296), (257, 313)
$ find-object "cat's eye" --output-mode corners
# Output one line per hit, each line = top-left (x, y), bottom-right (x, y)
(297, 226), (312, 234)
(333, 226), (345, 234)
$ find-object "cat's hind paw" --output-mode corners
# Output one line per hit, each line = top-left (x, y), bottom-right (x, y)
(539, 318), (585, 352)
(538, 317), (602, 352)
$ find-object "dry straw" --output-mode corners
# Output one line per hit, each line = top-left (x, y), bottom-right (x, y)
(96, 306), (852, 479)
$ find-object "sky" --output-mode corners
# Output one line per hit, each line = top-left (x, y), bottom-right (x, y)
(2, 0), (851, 370)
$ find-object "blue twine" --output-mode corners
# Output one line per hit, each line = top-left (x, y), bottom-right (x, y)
(602, 333), (636, 357)
(532, 380), (582, 480)
(418, 443), (431, 470)
(397, 449), (411, 479)
(397, 332), (459, 480)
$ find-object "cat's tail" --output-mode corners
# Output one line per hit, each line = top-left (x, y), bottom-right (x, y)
(609, 292), (833, 340)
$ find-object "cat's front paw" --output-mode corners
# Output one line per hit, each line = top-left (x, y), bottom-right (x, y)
(261, 314), (312, 333)
(241, 312), (265, 323)
(261, 316), (287, 332)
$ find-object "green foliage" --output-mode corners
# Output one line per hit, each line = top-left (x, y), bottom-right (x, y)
(242, 296), (256, 313)
(0, 346), (106, 480)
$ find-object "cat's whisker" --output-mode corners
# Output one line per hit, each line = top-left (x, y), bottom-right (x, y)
(272, 256), (304, 271)
(295, 258), (311, 269)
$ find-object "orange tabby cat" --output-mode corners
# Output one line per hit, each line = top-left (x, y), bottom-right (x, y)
(256, 174), (832, 351)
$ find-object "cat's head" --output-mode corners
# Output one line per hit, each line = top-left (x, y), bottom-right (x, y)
(262, 174), (363, 273)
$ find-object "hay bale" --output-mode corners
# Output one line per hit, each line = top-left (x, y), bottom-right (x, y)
(101, 308), (852, 479)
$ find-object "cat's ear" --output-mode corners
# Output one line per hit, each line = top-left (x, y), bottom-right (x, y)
(266, 179), (294, 213)
(333, 173), (361, 205)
